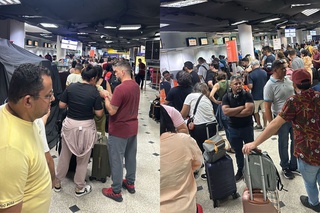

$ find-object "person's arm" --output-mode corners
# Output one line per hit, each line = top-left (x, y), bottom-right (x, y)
(106, 81), (112, 94)
(209, 83), (221, 104)
(45, 151), (55, 188)
(264, 101), (273, 123)
(180, 104), (190, 119)
(99, 89), (118, 116)
(234, 102), (254, 117)
(222, 104), (245, 117)
(248, 83), (253, 90)
(0, 202), (23, 213)
(242, 115), (286, 154)
(94, 109), (104, 117)
(42, 108), (51, 125)
(207, 80), (214, 89)
(59, 101), (67, 109)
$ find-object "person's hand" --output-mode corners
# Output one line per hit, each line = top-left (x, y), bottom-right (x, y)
(215, 100), (222, 105)
(242, 142), (256, 154)
(99, 89), (110, 99)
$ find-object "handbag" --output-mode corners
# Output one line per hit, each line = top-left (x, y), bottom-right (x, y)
(187, 94), (203, 130)
(203, 122), (226, 163)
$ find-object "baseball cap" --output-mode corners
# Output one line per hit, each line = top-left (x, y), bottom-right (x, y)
(291, 69), (311, 85)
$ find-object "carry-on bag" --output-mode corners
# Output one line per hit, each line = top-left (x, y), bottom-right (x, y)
(242, 151), (280, 212)
(203, 122), (226, 163)
(89, 134), (111, 183)
(205, 154), (240, 208)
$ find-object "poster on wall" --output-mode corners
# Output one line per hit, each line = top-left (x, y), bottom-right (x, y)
(273, 38), (281, 50)
(226, 40), (238, 63)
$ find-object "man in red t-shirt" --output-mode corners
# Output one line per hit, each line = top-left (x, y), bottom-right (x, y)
(99, 60), (140, 202)
(135, 58), (146, 90)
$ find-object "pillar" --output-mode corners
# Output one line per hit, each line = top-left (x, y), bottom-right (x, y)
(0, 19), (25, 48)
(56, 35), (66, 61)
(238, 24), (254, 59)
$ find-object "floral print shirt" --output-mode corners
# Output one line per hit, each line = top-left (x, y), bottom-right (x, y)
(279, 89), (320, 166)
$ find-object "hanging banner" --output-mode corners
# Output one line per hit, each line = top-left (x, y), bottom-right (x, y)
(226, 40), (238, 63)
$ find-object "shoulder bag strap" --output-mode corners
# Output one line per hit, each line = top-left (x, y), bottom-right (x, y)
(193, 94), (204, 117)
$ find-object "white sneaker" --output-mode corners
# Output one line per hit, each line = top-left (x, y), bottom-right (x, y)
(75, 185), (92, 197)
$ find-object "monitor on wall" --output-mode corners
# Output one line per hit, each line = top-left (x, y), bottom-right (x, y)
(186, 38), (197, 46)
(285, 28), (296, 37)
(61, 39), (78, 50)
(199, 37), (208, 45)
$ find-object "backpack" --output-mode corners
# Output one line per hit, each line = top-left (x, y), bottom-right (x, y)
(264, 55), (275, 75)
(243, 151), (285, 191)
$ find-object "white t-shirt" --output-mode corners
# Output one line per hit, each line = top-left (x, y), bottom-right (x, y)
(0, 104), (49, 152)
(183, 93), (216, 125)
(66, 73), (82, 86)
(198, 63), (209, 83)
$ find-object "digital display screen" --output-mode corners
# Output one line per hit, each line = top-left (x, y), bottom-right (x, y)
(285, 29), (296, 37)
(34, 41), (38, 46)
(186, 38), (197, 46)
(199, 37), (208, 45)
(61, 39), (78, 50)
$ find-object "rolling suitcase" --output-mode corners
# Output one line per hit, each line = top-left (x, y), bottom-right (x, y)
(205, 154), (240, 208)
(242, 153), (279, 212)
(89, 135), (111, 183)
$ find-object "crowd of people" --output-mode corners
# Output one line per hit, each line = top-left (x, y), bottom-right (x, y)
(160, 41), (320, 212)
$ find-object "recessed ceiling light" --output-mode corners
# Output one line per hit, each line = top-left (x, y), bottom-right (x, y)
(105, 41), (113, 43)
(22, 15), (42, 18)
(161, 0), (207, 8)
(160, 23), (169, 28)
(0, 0), (21, 5)
(261, 18), (280, 23)
(291, 3), (311, 8)
(40, 23), (58, 28)
(119, 25), (141, 30)
(301, 9), (320, 16)
(231, 20), (248, 26)
(104, 26), (117, 29)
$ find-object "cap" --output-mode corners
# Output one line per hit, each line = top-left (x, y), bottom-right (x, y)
(291, 69), (311, 85)
(184, 61), (194, 70)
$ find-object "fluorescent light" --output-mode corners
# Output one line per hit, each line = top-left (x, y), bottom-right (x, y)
(104, 26), (117, 29)
(161, 0), (207, 8)
(119, 25), (141, 30)
(155, 32), (160, 36)
(88, 41), (96, 43)
(0, 0), (20, 5)
(105, 41), (113, 43)
(301, 9), (320, 16)
(231, 20), (248, 26)
(261, 18), (280, 23)
(160, 23), (169, 28)
(77, 32), (87, 35)
(22, 15), (42, 18)
(40, 23), (58, 28)
(40, 33), (52, 38)
(291, 3), (311, 8)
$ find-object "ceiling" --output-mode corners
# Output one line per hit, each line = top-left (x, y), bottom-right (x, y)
(160, 0), (320, 35)
(0, 0), (160, 50)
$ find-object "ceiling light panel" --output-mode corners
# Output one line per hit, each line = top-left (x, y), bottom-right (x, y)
(40, 23), (58, 28)
(161, 0), (207, 8)
(119, 25), (141, 30)
(104, 26), (117, 29)
(261, 18), (280, 23)
(291, 3), (311, 8)
(160, 23), (169, 28)
(301, 9), (320, 16)
(0, 0), (21, 5)
(231, 20), (248, 26)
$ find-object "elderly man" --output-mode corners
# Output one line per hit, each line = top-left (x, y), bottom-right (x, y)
(243, 69), (320, 212)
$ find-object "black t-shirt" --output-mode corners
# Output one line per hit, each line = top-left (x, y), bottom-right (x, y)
(190, 71), (200, 86)
(165, 86), (192, 111)
(222, 90), (253, 128)
(206, 70), (217, 85)
(60, 82), (103, 120)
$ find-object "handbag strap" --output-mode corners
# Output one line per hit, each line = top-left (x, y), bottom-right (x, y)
(192, 94), (204, 117)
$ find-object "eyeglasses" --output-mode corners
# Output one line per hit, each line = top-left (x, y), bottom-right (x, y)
(32, 90), (54, 102)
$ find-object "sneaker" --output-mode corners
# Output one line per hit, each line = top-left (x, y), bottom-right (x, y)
(282, 168), (295, 179)
(102, 187), (123, 202)
(254, 125), (262, 130)
(54, 182), (61, 192)
(201, 174), (207, 181)
(291, 169), (302, 176)
(122, 179), (136, 194)
(235, 171), (243, 182)
(75, 185), (92, 197)
(300, 195), (320, 212)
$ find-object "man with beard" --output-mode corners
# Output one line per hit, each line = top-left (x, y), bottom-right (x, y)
(222, 75), (254, 182)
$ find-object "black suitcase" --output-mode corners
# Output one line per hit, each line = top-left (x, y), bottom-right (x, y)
(205, 154), (240, 207)
(89, 135), (111, 183)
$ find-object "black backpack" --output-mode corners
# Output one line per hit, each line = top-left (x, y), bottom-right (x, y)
(264, 55), (275, 75)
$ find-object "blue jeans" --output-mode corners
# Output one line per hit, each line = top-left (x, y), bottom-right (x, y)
(278, 121), (297, 170)
(298, 158), (320, 206)
(228, 125), (254, 172)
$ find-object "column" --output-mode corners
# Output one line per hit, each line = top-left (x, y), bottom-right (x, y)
(296, 29), (303, 44)
(277, 29), (287, 48)
(0, 19), (25, 48)
(238, 24), (254, 59)
(56, 35), (66, 61)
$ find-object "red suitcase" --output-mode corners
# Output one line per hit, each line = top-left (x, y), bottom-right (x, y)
(242, 153), (278, 213)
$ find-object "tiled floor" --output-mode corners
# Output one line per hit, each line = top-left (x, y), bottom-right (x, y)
(49, 84), (160, 213)
(49, 84), (313, 213)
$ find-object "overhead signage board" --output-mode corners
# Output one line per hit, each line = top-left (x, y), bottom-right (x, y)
(226, 40), (238, 63)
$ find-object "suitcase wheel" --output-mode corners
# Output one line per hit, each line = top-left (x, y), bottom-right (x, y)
(232, 192), (240, 199)
(89, 176), (96, 181)
(213, 199), (219, 208)
(100, 178), (106, 183)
